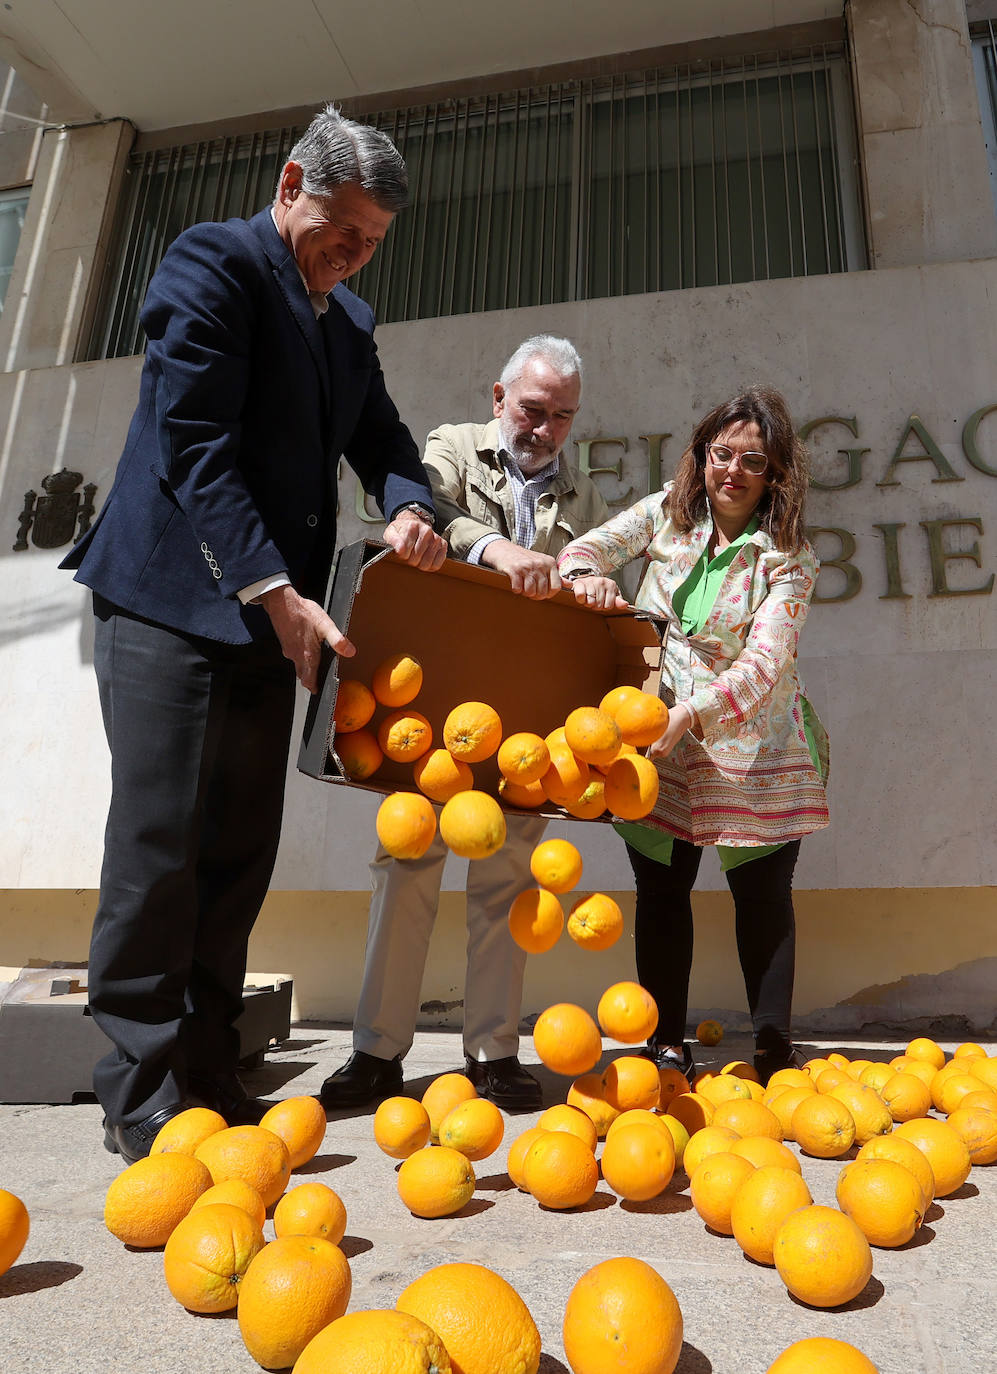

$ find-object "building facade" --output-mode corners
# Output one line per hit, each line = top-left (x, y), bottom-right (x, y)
(1, 0), (995, 1037)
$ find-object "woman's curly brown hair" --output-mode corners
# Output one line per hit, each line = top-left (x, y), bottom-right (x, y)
(667, 386), (810, 552)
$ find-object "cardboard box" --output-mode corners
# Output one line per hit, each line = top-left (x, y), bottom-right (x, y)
(299, 540), (668, 815)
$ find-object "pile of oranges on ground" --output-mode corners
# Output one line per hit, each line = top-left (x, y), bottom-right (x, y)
(333, 650), (667, 862)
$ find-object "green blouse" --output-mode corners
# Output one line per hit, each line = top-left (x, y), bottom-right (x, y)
(616, 517), (821, 871)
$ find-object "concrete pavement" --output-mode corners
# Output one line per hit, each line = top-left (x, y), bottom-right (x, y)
(1, 1025), (995, 1373)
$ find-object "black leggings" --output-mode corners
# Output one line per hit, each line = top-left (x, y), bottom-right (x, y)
(626, 837), (801, 1057)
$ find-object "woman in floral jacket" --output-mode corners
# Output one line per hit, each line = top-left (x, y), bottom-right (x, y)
(557, 386), (829, 1086)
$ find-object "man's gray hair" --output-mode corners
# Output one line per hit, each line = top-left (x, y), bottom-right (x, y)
(278, 105), (408, 212)
(500, 335), (583, 389)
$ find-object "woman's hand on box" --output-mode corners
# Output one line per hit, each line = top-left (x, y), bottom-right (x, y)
(568, 574), (630, 612)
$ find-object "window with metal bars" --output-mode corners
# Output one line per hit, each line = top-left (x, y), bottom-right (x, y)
(972, 20), (997, 217)
(86, 43), (863, 360)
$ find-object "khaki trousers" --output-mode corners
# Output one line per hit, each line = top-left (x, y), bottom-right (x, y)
(353, 812), (548, 1062)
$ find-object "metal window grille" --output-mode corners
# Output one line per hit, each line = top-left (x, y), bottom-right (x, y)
(86, 43), (862, 360)
(971, 21), (997, 218)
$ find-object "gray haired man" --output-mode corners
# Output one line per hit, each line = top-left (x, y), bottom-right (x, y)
(320, 336), (609, 1110)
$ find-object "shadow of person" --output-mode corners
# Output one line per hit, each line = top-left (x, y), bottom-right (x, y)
(0, 1261), (83, 1297)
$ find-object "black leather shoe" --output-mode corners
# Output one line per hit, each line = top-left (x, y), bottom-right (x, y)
(189, 1072), (269, 1126)
(103, 1104), (189, 1165)
(754, 1044), (808, 1087)
(464, 1056), (543, 1109)
(319, 1052), (403, 1109)
(640, 1041), (696, 1078)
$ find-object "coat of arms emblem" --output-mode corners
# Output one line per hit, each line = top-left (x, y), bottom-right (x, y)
(13, 469), (97, 551)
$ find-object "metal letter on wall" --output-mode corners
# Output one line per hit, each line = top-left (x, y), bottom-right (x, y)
(807, 527), (862, 603)
(799, 416), (868, 491)
(13, 470), (97, 552)
(877, 416), (963, 487)
(920, 518), (995, 597)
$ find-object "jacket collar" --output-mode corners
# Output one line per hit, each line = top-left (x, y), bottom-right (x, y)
(250, 209), (330, 411)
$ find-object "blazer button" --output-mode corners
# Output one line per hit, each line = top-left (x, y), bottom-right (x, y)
(306, 514), (319, 528)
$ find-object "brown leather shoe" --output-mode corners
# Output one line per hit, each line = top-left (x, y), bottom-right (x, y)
(464, 1056), (542, 1109)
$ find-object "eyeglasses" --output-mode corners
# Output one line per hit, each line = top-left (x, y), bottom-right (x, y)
(706, 444), (769, 477)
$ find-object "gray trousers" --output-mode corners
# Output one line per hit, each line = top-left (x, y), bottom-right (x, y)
(353, 812), (548, 1062)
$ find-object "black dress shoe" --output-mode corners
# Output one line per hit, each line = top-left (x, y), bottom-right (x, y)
(319, 1052), (403, 1109)
(639, 1040), (696, 1078)
(189, 1072), (269, 1126)
(464, 1056), (543, 1110)
(754, 1044), (808, 1087)
(103, 1104), (189, 1166)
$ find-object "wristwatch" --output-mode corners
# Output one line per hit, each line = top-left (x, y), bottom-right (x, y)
(395, 502), (436, 527)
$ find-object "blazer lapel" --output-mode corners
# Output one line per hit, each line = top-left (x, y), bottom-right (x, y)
(251, 211), (331, 412)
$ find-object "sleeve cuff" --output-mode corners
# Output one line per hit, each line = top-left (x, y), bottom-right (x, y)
(238, 572), (290, 605)
(467, 532), (503, 565)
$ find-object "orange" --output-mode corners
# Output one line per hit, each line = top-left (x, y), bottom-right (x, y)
(612, 690), (670, 747)
(421, 1073), (478, 1142)
(397, 1146), (475, 1218)
(929, 1059), (971, 1111)
(259, 1095), (327, 1170)
(293, 1309), (453, 1374)
(858, 1062), (894, 1094)
(592, 740), (638, 777)
(696, 1018), (724, 1046)
(0, 1190), (29, 1277)
(847, 1059), (873, 1080)
(772, 1205), (873, 1308)
(439, 1097), (505, 1161)
(567, 1073), (620, 1137)
(711, 1098), (783, 1142)
(563, 778), (608, 819)
(545, 725), (568, 750)
(193, 1124), (292, 1208)
(397, 1262), (541, 1374)
(826, 1082), (892, 1145)
(377, 708), (433, 762)
(497, 731), (550, 784)
(880, 1071), (933, 1123)
(603, 753), (659, 819)
(523, 1131), (599, 1209)
(103, 1152), (212, 1247)
(597, 981), (658, 1044)
(803, 1056), (831, 1079)
(856, 1135), (935, 1213)
(895, 1117), (972, 1196)
(968, 1057), (997, 1092)
(238, 1234), (352, 1370)
(962, 1087), (997, 1115)
(791, 1094), (856, 1158)
(766, 1337), (878, 1373)
(508, 887), (564, 953)
(697, 1074), (751, 1108)
(273, 1181), (347, 1244)
(529, 837), (583, 893)
(190, 1179), (266, 1230)
(603, 1055), (661, 1112)
(826, 1052), (851, 1070)
(605, 1108), (674, 1142)
(563, 1256), (683, 1374)
(938, 1071), (988, 1116)
(729, 1135), (802, 1173)
(599, 684), (644, 719)
(658, 1113), (691, 1168)
(413, 748), (474, 802)
(376, 791), (437, 860)
(533, 1003), (602, 1077)
(567, 892), (624, 950)
(905, 1036), (946, 1070)
(162, 1202), (265, 1312)
(439, 790), (507, 859)
(768, 1087), (816, 1140)
(150, 1105), (228, 1156)
(540, 744), (591, 805)
(507, 1127), (550, 1190)
(682, 1124), (740, 1176)
(721, 1059), (762, 1083)
(730, 1165), (813, 1265)
(689, 1151), (756, 1234)
(371, 651), (423, 707)
(657, 1065), (691, 1108)
(335, 727), (383, 780)
(538, 1103), (599, 1152)
(836, 1158), (925, 1247)
(333, 677), (376, 731)
(891, 1056), (937, 1090)
(954, 1041), (987, 1059)
(373, 1095), (432, 1159)
(443, 701), (502, 762)
(497, 776), (547, 809)
(815, 1067), (850, 1094)
(564, 706), (623, 766)
(601, 1121), (675, 1202)
(666, 1092), (715, 1135)
(946, 1103), (997, 1164)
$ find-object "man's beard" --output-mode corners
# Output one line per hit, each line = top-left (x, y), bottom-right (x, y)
(499, 419), (559, 475)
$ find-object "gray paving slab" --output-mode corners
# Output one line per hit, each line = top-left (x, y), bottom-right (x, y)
(1, 1026), (995, 1373)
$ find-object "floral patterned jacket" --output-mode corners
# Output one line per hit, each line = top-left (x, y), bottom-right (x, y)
(557, 486), (830, 846)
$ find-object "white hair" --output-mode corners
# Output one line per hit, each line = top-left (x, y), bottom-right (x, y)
(276, 104), (408, 211)
(499, 335), (583, 389)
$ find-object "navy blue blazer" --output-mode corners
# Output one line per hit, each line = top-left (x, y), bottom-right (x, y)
(63, 209), (434, 644)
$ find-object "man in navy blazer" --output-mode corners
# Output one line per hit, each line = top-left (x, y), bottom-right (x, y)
(63, 106), (446, 1163)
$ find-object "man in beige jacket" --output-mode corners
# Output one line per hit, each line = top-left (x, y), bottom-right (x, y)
(320, 335), (609, 1109)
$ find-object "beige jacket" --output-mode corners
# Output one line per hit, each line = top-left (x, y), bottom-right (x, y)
(423, 419), (610, 557)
